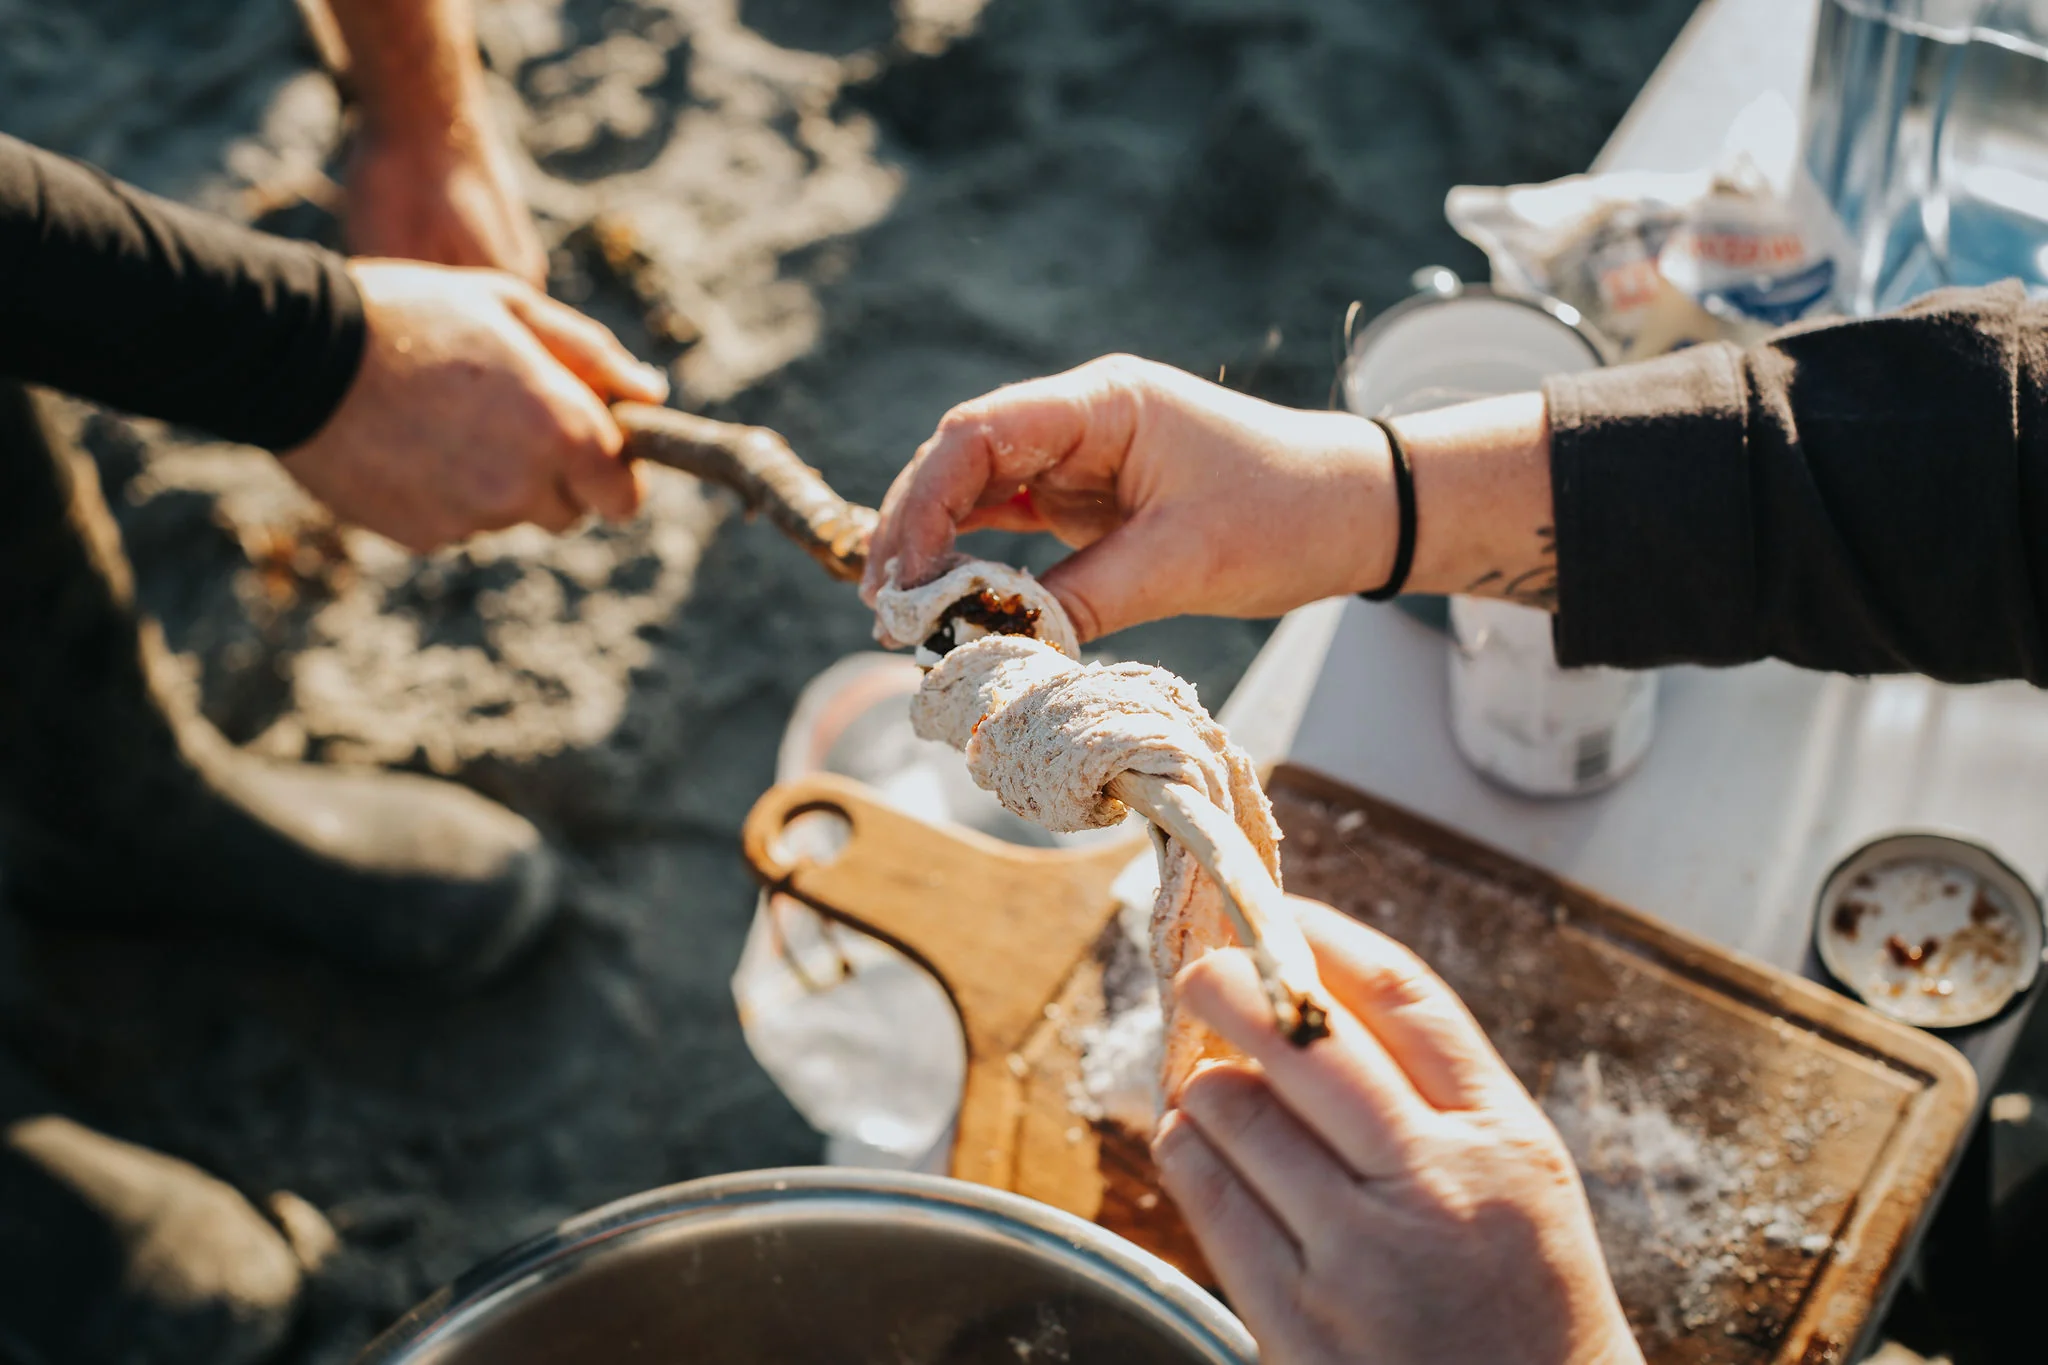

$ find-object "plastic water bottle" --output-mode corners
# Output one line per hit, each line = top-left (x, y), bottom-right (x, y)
(1802, 0), (2048, 313)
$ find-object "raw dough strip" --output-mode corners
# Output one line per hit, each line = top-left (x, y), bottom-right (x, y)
(1110, 772), (1328, 1045)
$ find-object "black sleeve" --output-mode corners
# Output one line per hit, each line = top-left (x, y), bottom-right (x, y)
(1544, 279), (2048, 685)
(0, 133), (365, 452)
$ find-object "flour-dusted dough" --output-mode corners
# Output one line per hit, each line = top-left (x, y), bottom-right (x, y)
(898, 569), (1281, 1110)
(871, 555), (1081, 659)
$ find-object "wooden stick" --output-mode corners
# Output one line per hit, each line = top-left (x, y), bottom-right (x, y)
(617, 403), (877, 583)
(1108, 772), (1330, 1046)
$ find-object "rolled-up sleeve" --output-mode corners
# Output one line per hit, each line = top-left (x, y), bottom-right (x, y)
(1545, 281), (2048, 685)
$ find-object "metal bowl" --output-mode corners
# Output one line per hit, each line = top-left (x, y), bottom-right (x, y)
(1815, 831), (2046, 1028)
(355, 1168), (1256, 1365)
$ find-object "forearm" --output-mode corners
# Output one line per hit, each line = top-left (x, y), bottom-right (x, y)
(1371, 299), (2048, 682)
(320, 0), (486, 141)
(0, 135), (365, 450)
(318, 0), (543, 282)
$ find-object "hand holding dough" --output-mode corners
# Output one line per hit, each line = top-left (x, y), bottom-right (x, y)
(880, 558), (1291, 1099)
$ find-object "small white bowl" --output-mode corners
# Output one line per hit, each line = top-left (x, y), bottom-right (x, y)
(1815, 832), (2045, 1029)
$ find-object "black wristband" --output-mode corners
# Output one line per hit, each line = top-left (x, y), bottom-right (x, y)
(1359, 415), (1416, 601)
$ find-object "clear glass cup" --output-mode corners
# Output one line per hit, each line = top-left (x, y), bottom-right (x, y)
(1803, 0), (2048, 313)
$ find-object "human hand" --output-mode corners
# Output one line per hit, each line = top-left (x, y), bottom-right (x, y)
(860, 356), (1397, 641)
(281, 261), (669, 553)
(1154, 897), (1641, 1365)
(345, 113), (547, 287)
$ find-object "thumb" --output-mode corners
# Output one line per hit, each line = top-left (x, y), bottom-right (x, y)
(505, 287), (670, 405)
(1039, 508), (1206, 642)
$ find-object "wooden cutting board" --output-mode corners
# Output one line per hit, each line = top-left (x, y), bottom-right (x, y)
(740, 763), (1977, 1364)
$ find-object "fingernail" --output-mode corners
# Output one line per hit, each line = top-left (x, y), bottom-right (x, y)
(1151, 1109), (1186, 1159)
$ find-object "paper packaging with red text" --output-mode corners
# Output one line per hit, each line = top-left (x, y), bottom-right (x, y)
(1446, 96), (1846, 361)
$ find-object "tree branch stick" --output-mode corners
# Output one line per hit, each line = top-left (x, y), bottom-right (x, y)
(617, 403), (877, 583)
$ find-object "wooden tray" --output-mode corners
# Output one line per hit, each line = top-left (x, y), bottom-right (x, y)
(740, 763), (1977, 1364)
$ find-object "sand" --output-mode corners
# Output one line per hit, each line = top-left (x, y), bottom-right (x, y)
(0, 0), (1696, 1358)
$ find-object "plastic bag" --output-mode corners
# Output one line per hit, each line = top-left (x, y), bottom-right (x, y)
(1447, 94), (1848, 361)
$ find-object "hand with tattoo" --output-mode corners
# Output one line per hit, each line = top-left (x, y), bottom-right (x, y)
(864, 355), (1560, 642)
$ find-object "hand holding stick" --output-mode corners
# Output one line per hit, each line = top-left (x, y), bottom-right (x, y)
(1108, 771), (1330, 1046)
(616, 402), (877, 583)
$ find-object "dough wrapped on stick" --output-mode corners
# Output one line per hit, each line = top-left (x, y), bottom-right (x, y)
(876, 560), (1329, 1103)
(872, 554), (1080, 659)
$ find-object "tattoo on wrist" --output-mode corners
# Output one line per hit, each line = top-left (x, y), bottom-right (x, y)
(1501, 524), (1558, 610)
(1463, 525), (1558, 610)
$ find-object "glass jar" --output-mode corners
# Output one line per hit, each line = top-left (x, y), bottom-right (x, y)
(1803, 0), (2048, 312)
(1339, 271), (1661, 798)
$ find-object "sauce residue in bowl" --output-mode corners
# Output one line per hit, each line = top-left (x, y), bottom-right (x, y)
(1822, 855), (2030, 1027)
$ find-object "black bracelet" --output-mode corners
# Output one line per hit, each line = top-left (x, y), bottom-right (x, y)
(1359, 415), (1416, 601)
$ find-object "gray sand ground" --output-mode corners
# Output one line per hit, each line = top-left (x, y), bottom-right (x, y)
(0, 1), (1697, 1358)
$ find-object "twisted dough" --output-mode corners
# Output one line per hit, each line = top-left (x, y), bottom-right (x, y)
(879, 563), (1282, 1103)
(871, 555), (1080, 659)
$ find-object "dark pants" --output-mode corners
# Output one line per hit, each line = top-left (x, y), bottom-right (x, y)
(0, 380), (200, 912)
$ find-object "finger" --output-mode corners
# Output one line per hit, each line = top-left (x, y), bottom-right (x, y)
(862, 419), (1023, 599)
(388, 522), (449, 556)
(559, 404), (640, 522)
(860, 458), (935, 603)
(520, 345), (643, 523)
(1152, 1109), (1311, 1350)
(956, 490), (1051, 535)
(1038, 505), (1219, 642)
(1293, 897), (1515, 1112)
(527, 475), (584, 534)
(505, 228), (549, 291)
(861, 358), (1143, 600)
(1178, 947), (1429, 1178)
(955, 505), (1045, 534)
(505, 287), (669, 404)
(1175, 1061), (1358, 1236)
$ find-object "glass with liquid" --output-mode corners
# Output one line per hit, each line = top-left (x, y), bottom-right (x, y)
(1803, 0), (2048, 312)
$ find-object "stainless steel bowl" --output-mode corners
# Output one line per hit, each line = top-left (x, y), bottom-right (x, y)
(355, 1168), (1257, 1365)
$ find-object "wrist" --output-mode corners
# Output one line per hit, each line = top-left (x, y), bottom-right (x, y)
(1324, 412), (1399, 598)
(1355, 416), (1414, 600)
(355, 90), (491, 160)
(1384, 391), (1554, 603)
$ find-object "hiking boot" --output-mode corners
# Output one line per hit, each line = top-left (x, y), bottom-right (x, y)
(0, 382), (558, 983)
(0, 1116), (302, 1365)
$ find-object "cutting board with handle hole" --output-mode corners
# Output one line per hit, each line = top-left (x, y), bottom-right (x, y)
(742, 764), (1977, 1363)
(738, 771), (1199, 1274)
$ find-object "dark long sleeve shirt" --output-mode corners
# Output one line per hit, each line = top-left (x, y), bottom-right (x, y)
(1546, 281), (2048, 685)
(0, 133), (364, 451)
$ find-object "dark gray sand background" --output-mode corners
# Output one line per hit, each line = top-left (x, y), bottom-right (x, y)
(0, 1), (1699, 1358)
